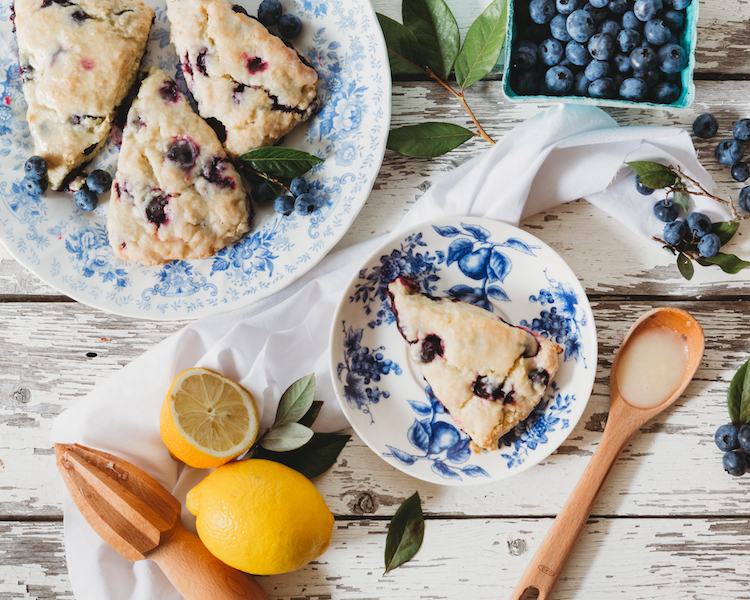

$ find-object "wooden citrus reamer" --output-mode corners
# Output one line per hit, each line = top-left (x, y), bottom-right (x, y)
(55, 443), (269, 600)
(509, 307), (704, 600)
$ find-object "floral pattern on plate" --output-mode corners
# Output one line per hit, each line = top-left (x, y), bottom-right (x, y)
(330, 216), (598, 486)
(0, 0), (389, 320)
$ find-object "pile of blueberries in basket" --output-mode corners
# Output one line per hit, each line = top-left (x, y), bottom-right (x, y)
(715, 423), (750, 476)
(510, 0), (691, 102)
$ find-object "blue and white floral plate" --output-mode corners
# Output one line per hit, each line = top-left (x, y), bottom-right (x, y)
(329, 217), (597, 486)
(0, 0), (389, 320)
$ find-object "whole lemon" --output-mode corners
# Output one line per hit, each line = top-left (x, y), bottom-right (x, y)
(186, 459), (334, 575)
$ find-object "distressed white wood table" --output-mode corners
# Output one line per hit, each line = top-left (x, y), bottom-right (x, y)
(4, 0), (750, 598)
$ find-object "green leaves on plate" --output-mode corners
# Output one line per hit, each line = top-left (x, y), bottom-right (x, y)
(387, 122), (474, 158)
(727, 359), (750, 427)
(239, 147), (324, 180)
(454, 0), (507, 91)
(384, 492), (425, 574)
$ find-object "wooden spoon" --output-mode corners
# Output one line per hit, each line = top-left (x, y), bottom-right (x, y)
(55, 443), (269, 600)
(509, 307), (704, 600)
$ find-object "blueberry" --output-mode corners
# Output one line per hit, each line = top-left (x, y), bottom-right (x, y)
(662, 9), (685, 30)
(685, 211), (711, 238)
(257, 0), (281, 25)
(513, 69), (541, 94)
(630, 46), (657, 71)
(545, 65), (574, 94)
(514, 41), (539, 69)
(165, 138), (200, 169)
(671, 0), (691, 8)
(733, 118), (750, 142)
(617, 29), (640, 53)
(573, 72), (591, 95)
(633, 0), (663, 21)
(585, 59), (610, 81)
(657, 43), (687, 73)
(651, 81), (680, 103)
(277, 13), (302, 38)
(608, 0), (630, 15)
(663, 219), (686, 245)
(716, 424), (740, 452)
(653, 199), (679, 222)
(74, 187), (98, 212)
(539, 38), (565, 65)
(565, 40), (592, 65)
(566, 9), (597, 42)
(588, 32), (615, 60)
(251, 181), (275, 203)
(715, 139), (745, 166)
(692, 113), (719, 139)
(550, 14), (573, 42)
(557, 0), (584, 15)
(635, 68), (660, 86)
(723, 451), (746, 477)
(24, 155), (47, 181)
(530, 0), (556, 23)
(294, 192), (318, 215)
(600, 20), (622, 38)
(146, 195), (169, 225)
(273, 194), (295, 215)
(622, 11), (644, 31)
(644, 18), (671, 44)
(739, 186), (750, 214)
(613, 53), (633, 74)
(739, 423), (750, 454)
(589, 0), (608, 7)
(86, 170), (112, 194)
(697, 232), (721, 258)
(588, 76), (616, 98)
(583, 2), (608, 24)
(290, 176), (309, 196)
(22, 175), (47, 195)
(635, 175), (655, 195)
(732, 163), (750, 182)
(619, 77), (648, 100)
(419, 334), (444, 363)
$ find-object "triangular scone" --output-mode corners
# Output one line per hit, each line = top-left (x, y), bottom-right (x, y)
(388, 277), (561, 452)
(108, 67), (252, 266)
(14, 0), (154, 190)
(166, 0), (319, 158)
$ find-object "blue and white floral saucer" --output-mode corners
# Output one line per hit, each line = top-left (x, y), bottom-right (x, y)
(329, 217), (598, 486)
(0, 0), (389, 320)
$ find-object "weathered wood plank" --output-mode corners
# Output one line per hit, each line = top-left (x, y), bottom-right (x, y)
(1, 300), (750, 519)
(4, 518), (750, 600)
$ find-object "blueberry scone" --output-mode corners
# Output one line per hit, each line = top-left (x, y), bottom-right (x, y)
(14, 0), (154, 190)
(388, 277), (561, 452)
(108, 67), (252, 265)
(166, 0), (319, 158)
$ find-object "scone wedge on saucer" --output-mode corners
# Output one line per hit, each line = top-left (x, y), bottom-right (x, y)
(14, 0), (154, 190)
(108, 67), (252, 266)
(388, 276), (561, 453)
(166, 0), (319, 158)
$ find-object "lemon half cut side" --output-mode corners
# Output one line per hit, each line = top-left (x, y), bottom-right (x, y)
(160, 368), (259, 469)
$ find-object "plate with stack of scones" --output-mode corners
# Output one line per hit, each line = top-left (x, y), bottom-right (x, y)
(329, 217), (597, 485)
(0, 0), (389, 319)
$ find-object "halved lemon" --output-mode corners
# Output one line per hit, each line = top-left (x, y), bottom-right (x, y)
(160, 368), (259, 469)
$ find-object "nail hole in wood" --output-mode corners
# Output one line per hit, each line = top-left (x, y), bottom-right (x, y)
(86, 352), (97, 358)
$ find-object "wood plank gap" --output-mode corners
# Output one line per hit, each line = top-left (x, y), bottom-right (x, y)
(0, 295), (74, 303)
(0, 515), (63, 523)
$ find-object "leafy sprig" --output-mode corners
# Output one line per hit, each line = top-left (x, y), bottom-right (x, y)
(377, 0), (507, 157)
(384, 491), (425, 574)
(237, 147), (324, 195)
(244, 374), (350, 478)
(728, 359), (750, 427)
(627, 161), (750, 280)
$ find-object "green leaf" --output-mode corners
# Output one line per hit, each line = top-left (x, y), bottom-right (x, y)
(672, 191), (691, 212)
(384, 492), (425, 574)
(727, 359), (750, 426)
(298, 400), (324, 428)
(387, 122), (473, 157)
(403, 0), (460, 80)
(677, 253), (694, 280)
(696, 252), (750, 275)
(663, 244), (677, 255)
(258, 422), (314, 452)
(627, 161), (676, 177)
(239, 148), (324, 180)
(711, 221), (740, 246)
(636, 172), (679, 189)
(256, 433), (351, 478)
(376, 14), (428, 75)
(274, 373), (316, 427)
(454, 0), (507, 91)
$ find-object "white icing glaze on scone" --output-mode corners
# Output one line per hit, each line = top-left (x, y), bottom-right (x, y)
(108, 67), (252, 266)
(388, 276), (561, 452)
(166, 0), (319, 158)
(14, 0), (154, 189)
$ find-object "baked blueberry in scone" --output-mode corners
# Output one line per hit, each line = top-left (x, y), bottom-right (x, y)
(14, 0), (154, 190)
(388, 277), (561, 452)
(166, 0), (319, 159)
(108, 67), (252, 266)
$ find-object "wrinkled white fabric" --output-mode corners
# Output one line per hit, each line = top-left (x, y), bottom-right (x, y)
(51, 103), (729, 600)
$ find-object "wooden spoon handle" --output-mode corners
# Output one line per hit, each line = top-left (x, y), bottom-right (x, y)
(508, 421), (636, 600)
(148, 522), (269, 600)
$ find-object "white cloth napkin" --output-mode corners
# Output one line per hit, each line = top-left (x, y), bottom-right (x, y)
(51, 103), (729, 600)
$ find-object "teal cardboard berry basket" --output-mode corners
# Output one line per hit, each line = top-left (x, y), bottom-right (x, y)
(502, 0), (698, 109)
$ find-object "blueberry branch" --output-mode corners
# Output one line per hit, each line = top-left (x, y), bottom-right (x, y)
(668, 164), (740, 220)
